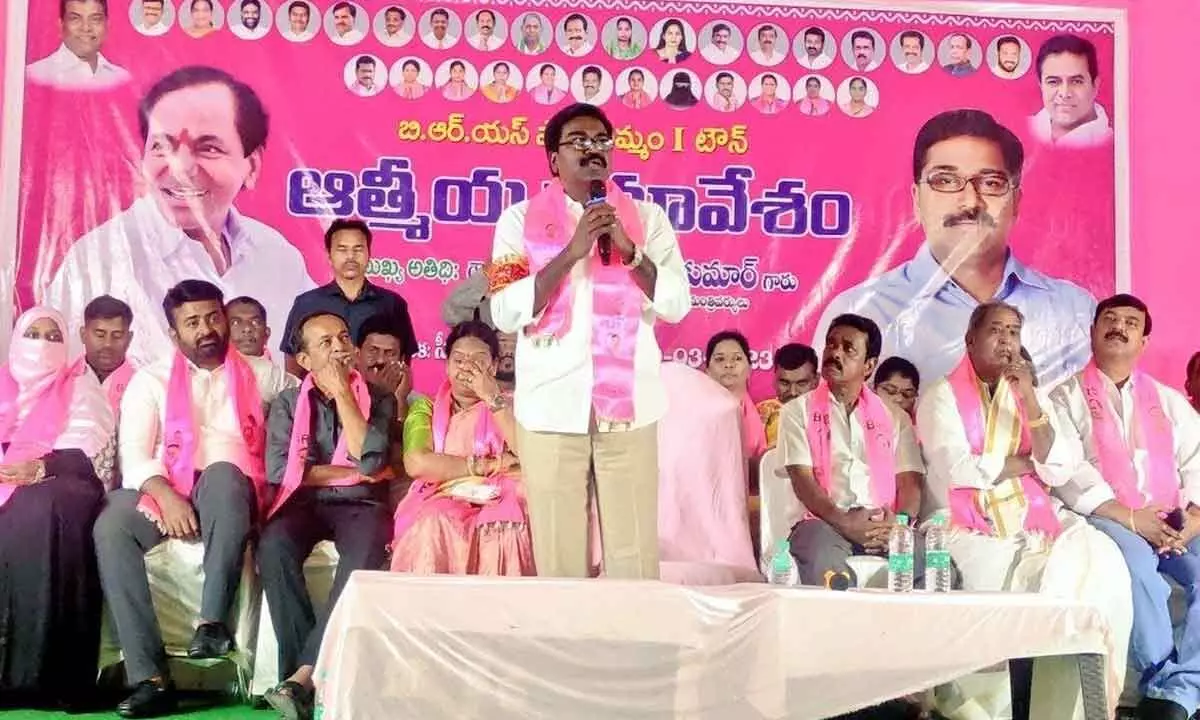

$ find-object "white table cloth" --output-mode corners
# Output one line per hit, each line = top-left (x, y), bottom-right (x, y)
(313, 573), (1112, 720)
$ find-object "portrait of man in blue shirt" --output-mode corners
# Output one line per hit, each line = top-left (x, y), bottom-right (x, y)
(811, 109), (1098, 389)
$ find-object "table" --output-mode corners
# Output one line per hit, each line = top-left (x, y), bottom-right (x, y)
(313, 572), (1110, 720)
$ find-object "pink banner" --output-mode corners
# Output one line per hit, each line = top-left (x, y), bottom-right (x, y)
(13, 0), (1122, 394)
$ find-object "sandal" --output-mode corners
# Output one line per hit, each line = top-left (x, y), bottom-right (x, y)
(264, 680), (314, 720)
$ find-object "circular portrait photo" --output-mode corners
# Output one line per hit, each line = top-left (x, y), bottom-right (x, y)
(890, 30), (933, 74)
(373, 5), (414, 48)
(648, 17), (696, 65)
(794, 74), (834, 117)
(526, 62), (569, 105)
(615, 66), (658, 109)
(556, 12), (597, 56)
(465, 8), (506, 51)
(704, 70), (747, 112)
(836, 75), (879, 118)
(276, 0), (317, 42)
(794, 25), (835, 70)
(659, 68), (702, 110)
(747, 22), (788, 67)
(748, 72), (790, 114)
(390, 56), (433, 99)
(131, 0), (176, 36)
(480, 60), (523, 103)
(601, 16), (647, 60)
(180, 0), (224, 38)
(938, 31), (982, 77)
(697, 20), (743, 65)
(325, 1), (367, 46)
(419, 7), (461, 50)
(511, 11), (551, 55)
(841, 27), (884, 72)
(988, 34), (1032, 79)
(229, 0), (271, 39)
(435, 58), (478, 101)
(344, 53), (384, 97)
(571, 64), (614, 105)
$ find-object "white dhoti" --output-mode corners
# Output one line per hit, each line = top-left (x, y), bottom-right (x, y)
(938, 512), (1133, 720)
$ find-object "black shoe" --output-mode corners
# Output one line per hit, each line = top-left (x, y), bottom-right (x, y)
(116, 680), (177, 719)
(188, 621), (235, 659)
(1137, 697), (1190, 720)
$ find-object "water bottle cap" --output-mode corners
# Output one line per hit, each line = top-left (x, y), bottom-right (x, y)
(896, 513), (910, 525)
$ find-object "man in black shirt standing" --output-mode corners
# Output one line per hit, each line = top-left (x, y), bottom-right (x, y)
(279, 219), (416, 377)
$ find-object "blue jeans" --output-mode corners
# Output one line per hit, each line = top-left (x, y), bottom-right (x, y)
(1090, 516), (1200, 713)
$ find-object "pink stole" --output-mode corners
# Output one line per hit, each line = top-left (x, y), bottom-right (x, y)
(0, 362), (83, 509)
(523, 180), (645, 426)
(1081, 363), (1178, 510)
(946, 357), (1061, 538)
(267, 371), (372, 519)
(804, 382), (897, 510)
(136, 351), (268, 523)
(82, 359), (135, 413)
(738, 393), (767, 462)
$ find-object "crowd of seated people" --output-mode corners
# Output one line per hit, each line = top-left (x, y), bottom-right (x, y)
(2, 212), (1199, 720)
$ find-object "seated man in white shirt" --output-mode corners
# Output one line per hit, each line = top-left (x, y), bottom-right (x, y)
(81, 295), (137, 414)
(488, 103), (691, 580)
(41, 65), (315, 368)
(26, 0), (130, 91)
(1052, 294), (1200, 720)
(918, 300), (1132, 719)
(93, 280), (293, 718)
(778, 314), (925, 587)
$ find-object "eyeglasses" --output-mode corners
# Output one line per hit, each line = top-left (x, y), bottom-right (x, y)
(559, 136), (615, 153)
(921, 171), (1015, 197)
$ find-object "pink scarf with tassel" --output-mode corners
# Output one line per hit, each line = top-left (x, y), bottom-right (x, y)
(805, 382), (897, 510)
(267, 371), (372, 519)
(523, 180), (645, 427)
(1081, 363), (1178, 510)
(136, 350), (268, 523)
(946, 357), (1061, 538)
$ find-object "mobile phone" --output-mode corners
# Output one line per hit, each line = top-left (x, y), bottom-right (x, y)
(1166, 507), (1186, 532)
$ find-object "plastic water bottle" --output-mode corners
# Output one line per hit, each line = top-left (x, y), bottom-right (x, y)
(766, 539), (799, 586)
(925, 511), (953, 593)
(887, 513), (915, 593)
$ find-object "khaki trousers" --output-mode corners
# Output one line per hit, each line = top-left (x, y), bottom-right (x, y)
(517, 423), (659, 579)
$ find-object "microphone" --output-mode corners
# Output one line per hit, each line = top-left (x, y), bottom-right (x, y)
(588, 179), (612, 266)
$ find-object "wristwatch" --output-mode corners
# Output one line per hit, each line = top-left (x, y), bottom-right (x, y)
(623, 245), (644, 269)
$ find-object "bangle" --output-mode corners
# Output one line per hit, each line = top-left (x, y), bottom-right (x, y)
(1027, 412), (1049, 429)
(466, 455), (477, 476)
(1128, 508), (1136, 533)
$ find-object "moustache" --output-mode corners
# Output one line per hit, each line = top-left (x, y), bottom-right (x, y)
(579, 154), (607, 168)
(823, 357), (843, 371)
(197, 334), (220, 346)
(1105, 330), (1129, 343)
(943, 208), (996, 228)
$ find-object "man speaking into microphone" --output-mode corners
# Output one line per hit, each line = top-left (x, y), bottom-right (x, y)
(487, 103), (691, 579)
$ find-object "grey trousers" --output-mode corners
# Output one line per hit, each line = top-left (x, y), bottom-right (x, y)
(93, 462), (254, 684)
(788, 517), (927, 587)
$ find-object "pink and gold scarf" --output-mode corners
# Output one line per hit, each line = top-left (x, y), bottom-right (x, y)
(946, 357), (1060, 538)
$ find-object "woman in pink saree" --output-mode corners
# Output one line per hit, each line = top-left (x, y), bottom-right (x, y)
(389, 321), (534, 575)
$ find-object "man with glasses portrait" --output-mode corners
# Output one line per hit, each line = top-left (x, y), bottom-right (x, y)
(812, 109), (1097, 389)
(486, 103), (691, 581)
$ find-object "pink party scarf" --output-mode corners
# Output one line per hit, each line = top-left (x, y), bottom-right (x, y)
(103, 361), (137, 412)
(1081, 363), (1178, 510)
(805, 381), (897, 509)
(946, 357), (1061, 538)
(523, 180), (645, 426)
(136, 350), (268, 524)
(0, 308), (81, 508)
(267, 370), (372, 519)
